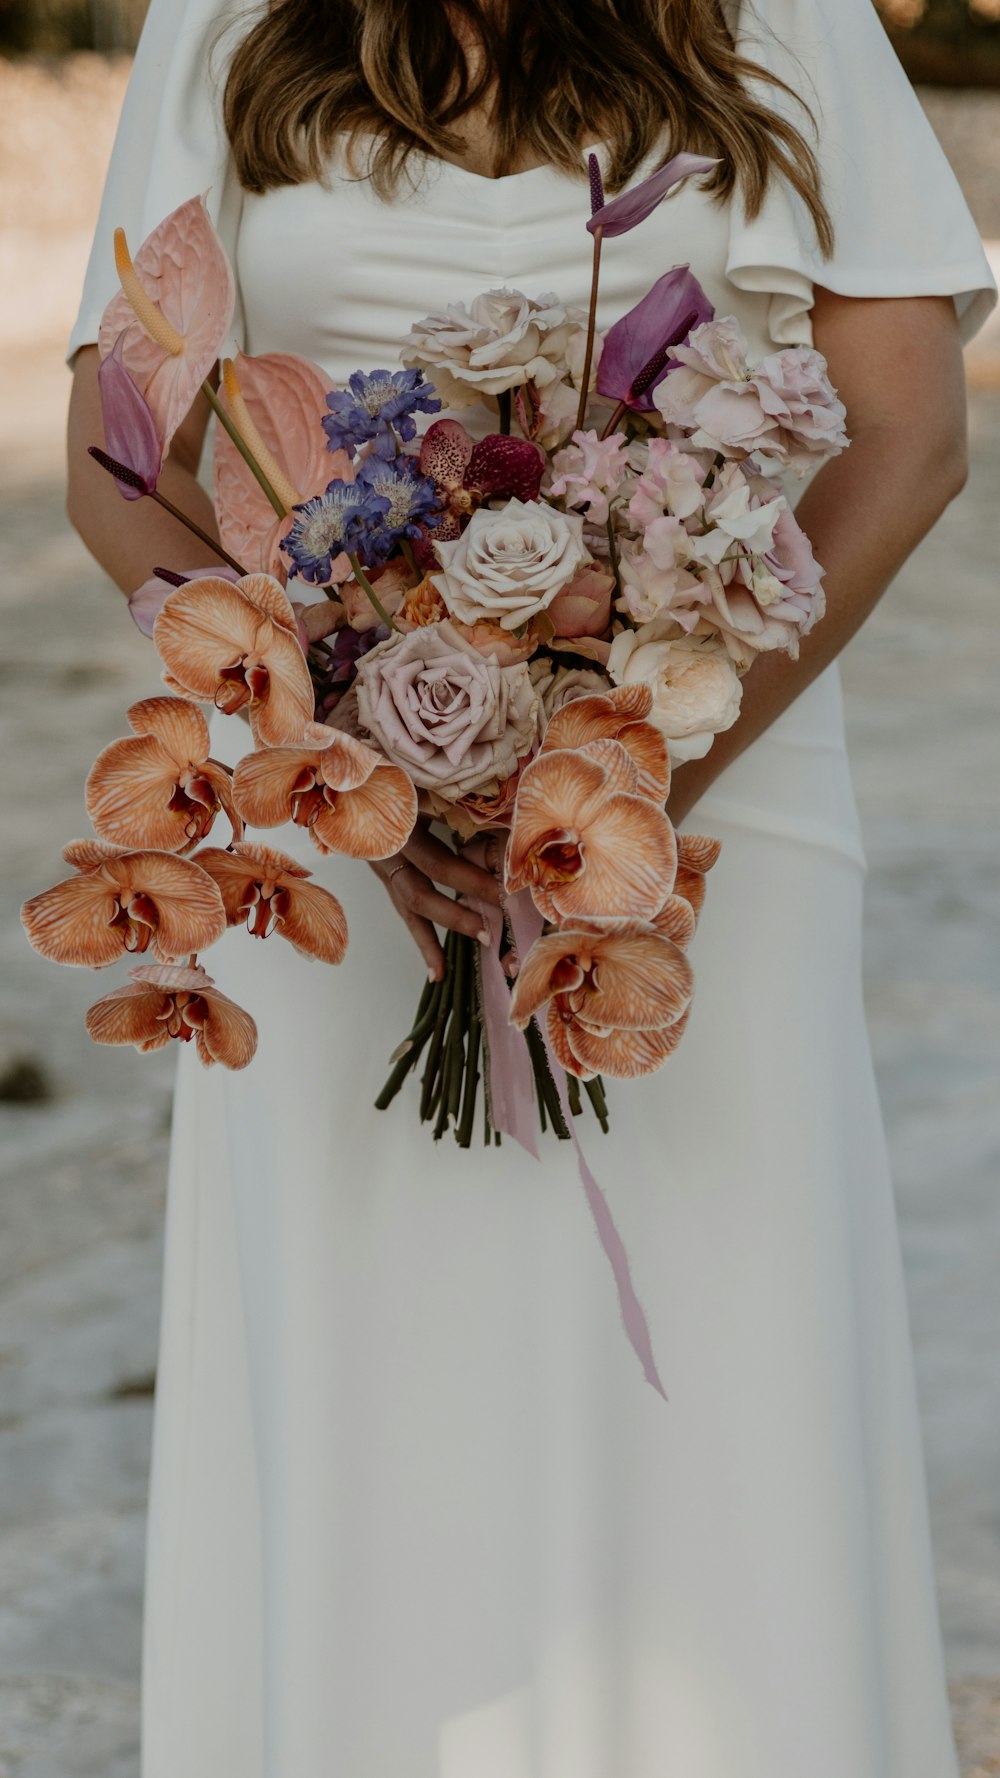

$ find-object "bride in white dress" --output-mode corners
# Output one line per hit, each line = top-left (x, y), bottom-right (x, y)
(65, 1), (995, 1774)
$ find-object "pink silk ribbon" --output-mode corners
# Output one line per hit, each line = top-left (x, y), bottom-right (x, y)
(463, 841), (667, 1400)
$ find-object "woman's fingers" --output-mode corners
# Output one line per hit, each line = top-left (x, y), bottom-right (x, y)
(370, 857), (491, 975)
(403, 823), (502, 906)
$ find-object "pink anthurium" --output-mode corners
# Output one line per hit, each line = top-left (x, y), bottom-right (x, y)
(214, 351), (351, 577)
(597, 266), (714, 413)
(97, 336), (162, 499)
(98, 196), (235, 455)
(587, 152), (720, 238)
(128, 565), (241, 639)
(86, 961), (256, 1069)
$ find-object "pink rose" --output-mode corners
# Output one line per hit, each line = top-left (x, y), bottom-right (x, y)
(547, 564), (614, 639)
(339, 559), (411, 632)
(353, 619), (539, 800)
(653, 317), (848, 473)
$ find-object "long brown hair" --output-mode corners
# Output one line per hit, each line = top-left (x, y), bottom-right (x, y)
(223, 0), (834, 256)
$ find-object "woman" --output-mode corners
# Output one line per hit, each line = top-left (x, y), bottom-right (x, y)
(65, 1), (994, 1774)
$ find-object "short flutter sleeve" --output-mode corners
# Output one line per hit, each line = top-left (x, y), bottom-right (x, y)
(67, 0), (262, 364)
(722, 0), (997, 349)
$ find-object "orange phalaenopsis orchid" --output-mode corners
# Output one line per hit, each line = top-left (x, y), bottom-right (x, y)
(193, 842), (349, 963)
(86, 962), (256, 1069)
(509, 922), (694, 1080)
(672, 832), (722, 927)
(231, 727), (418, 861)
(505, 736), (676, 922)
(98, 197), (235, 455)
(86, 696), (243, 855)
(540, 683), (671, 803)
(153, 573), (314, 746)
(21, 840), (227, 968)
(214, 352), (354, 578)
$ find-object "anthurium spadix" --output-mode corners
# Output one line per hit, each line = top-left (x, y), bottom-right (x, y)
(597, 266), (714, 414)
(214, 352), (351, 577)
(98, 196), (235, 455)
(586, 152), (720, 238)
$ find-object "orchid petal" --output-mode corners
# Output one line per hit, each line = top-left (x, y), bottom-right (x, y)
(587, 153), (719, 238)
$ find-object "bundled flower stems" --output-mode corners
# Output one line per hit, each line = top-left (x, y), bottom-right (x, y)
(24, 152), (848, 1386)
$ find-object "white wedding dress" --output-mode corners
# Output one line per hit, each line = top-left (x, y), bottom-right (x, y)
(69, 1), (995, 1774)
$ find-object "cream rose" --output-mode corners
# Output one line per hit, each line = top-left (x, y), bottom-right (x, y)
(606, 621), (742, 763)
(431, 498), (589, 632)
(403, 288), (582, 407)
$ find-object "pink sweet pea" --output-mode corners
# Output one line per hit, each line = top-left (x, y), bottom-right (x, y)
(548, 429), (630, 524)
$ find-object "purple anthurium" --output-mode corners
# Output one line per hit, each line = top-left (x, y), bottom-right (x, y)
(127, 565), (240, 638)
(596, 266), (714, 413)
(96, 335), (163, 501)
(587, 152), (720, 238)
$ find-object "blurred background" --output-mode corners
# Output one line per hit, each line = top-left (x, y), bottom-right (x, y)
(0, 3), (997, 1774)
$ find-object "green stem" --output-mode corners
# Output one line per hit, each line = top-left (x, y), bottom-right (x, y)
(375, 976), (441, 1110)
(525, 1019), (571, 1140)
(201, 379), (287, 519)
(600, 398), (629, 441)
(583, 1075), (610, 1134)
(496, 389), (513, 435)
(575, 225), (603, 434)
(420, 931), (457, 1121)
(148, 489), (247, 576)
(348, 554), (401, 633)
(457, 1003), (482, 1149)
(605, 513), (623, 603)
(567, 1073), (583, 1118)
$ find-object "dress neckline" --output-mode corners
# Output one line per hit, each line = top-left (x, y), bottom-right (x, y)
(426, 144), (603, 186)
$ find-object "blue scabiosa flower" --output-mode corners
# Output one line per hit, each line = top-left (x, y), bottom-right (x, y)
(356, 457), (442, 563)
(282, 479), (389, 585)
(323, 368), (441, 460)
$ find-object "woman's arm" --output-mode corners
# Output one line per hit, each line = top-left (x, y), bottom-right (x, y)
(65, 343), (500, 968)
(667, 289), (969, 826)
(66, 344), (231, 594)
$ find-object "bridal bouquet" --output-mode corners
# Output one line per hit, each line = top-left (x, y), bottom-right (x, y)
(24, 151), (847, 1152)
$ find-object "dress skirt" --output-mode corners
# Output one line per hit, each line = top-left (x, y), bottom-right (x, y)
(139, 662), (959, 1778)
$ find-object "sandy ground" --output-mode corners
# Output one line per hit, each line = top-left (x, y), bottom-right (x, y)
(0, 53), (998, 1778)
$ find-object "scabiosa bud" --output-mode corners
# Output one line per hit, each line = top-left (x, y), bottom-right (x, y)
(322, 367), (441, 460)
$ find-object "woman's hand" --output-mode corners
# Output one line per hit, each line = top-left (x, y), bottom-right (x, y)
(369, 819), (502, 980)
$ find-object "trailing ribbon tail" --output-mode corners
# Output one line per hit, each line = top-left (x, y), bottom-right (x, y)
(464, 838), (667, 1400)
